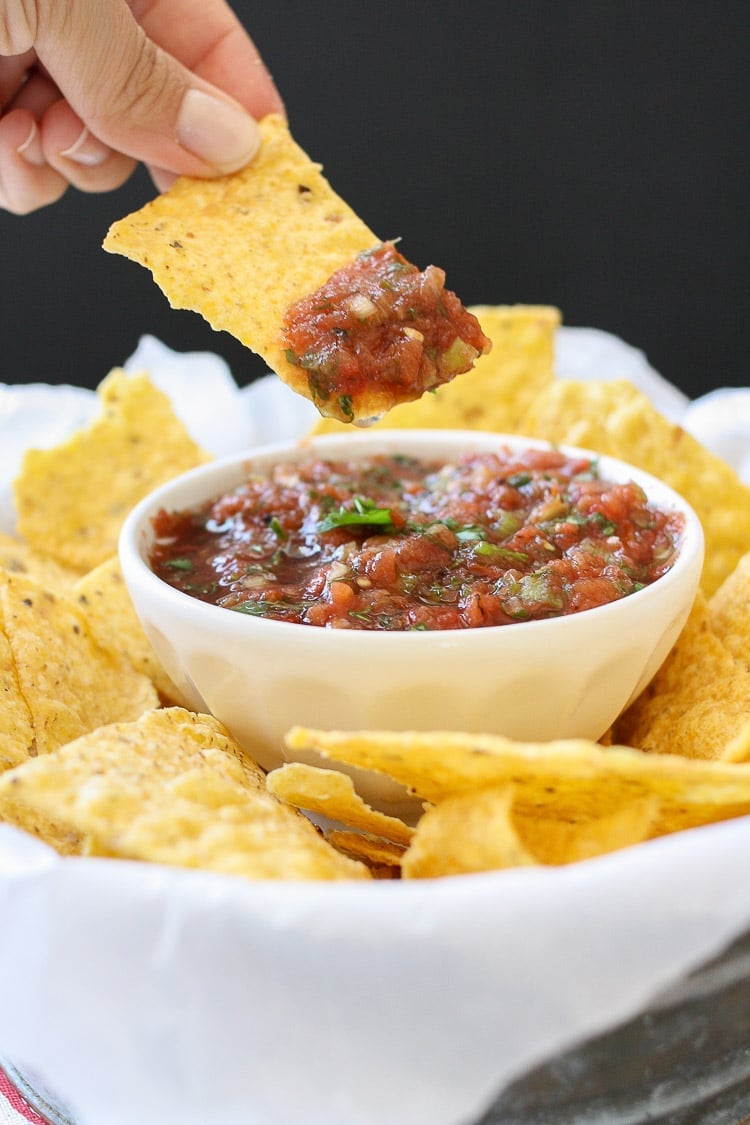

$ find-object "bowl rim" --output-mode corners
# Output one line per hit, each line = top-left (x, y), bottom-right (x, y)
(118, 428), (705, 643)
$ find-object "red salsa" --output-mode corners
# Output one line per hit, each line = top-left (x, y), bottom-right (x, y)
(280, 242), (491, 421)
(149, 449), (684, 631)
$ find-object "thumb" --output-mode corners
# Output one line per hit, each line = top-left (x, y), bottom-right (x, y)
(33, 0), (262, 177)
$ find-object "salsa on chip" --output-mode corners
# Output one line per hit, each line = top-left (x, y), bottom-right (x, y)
(103, 115), (489, 424)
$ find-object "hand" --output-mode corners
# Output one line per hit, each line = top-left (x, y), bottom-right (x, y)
(0, 0), (284, 214)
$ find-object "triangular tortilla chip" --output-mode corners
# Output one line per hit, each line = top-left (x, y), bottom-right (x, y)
(0, 571), (158, 757)
(73, 556), (190, 707)
(708, 549), (750, 667)
(613, 592), (750, 760)
(13, 369), (208, 572)
(0, 533), (79, 594)
(0, 708), (369, 881)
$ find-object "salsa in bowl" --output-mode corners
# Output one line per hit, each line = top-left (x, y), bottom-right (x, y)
(119, 431), (704, 792)
(149, 444), (685, 632)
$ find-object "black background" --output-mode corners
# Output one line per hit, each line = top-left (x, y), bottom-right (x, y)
(1, 0), (747, 398)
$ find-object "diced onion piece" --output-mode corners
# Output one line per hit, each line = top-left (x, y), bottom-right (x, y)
(441, 336), (480, 374)
(347, 294), (378, 321)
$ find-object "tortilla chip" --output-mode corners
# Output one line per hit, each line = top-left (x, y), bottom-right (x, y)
(0, 628), (34, 771)
(310, 304), (560, 436)
(0, 533), (78, 594)
(0, 789), (82, 856)
(0, 571), (158, 758)
(0, 708), (369, 881)
(267, 762), (414, 845)
(402, 785), (536, 878)
(103, 115), (487, 423)
(104, 115), (376, 407)
(519, 378), (750, 595)
(514, 795), (661, 866)
(613, 591), (750, 760)
(722, 721), (750, 764)
(403, 789), (658, 878)
(286, 726), (750, 836)
(0, 709), (248, 853)
(708, 549), (750, 668)
(13, 369), (208, 572)
(325, 829), (406, 871)
(73, 556), (190, 706)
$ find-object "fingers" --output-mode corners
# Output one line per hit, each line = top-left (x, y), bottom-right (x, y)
(0, 102), (137, 213)
(0, 80), (138, 215)
(0, 108), (67, 214)
(39, 99), (137, 193)
(33, 0), (274, 179)
(1, 0), (285, 214)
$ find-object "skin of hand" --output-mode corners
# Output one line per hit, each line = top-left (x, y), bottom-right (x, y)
(0, 0), (284, 214)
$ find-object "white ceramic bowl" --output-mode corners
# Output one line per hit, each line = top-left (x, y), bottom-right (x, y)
(119, 430), (704, 797)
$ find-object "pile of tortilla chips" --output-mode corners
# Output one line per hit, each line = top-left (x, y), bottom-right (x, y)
(3, 303), (750, 882)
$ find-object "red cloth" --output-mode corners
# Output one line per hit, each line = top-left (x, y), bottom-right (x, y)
(0, 1067), (49, 1125)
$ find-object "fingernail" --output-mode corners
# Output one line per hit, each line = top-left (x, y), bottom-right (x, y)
(16, 121), (45, 167)
(176, 89), (260, 172)
(59, 127), (110, 167)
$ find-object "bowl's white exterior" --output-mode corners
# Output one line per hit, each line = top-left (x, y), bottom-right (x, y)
(119, 431), (704, 789)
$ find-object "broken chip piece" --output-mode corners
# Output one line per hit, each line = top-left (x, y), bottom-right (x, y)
(267, 762), (414, 845)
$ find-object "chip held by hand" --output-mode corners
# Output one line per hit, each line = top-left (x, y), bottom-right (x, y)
(103, 115), (490, 424)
